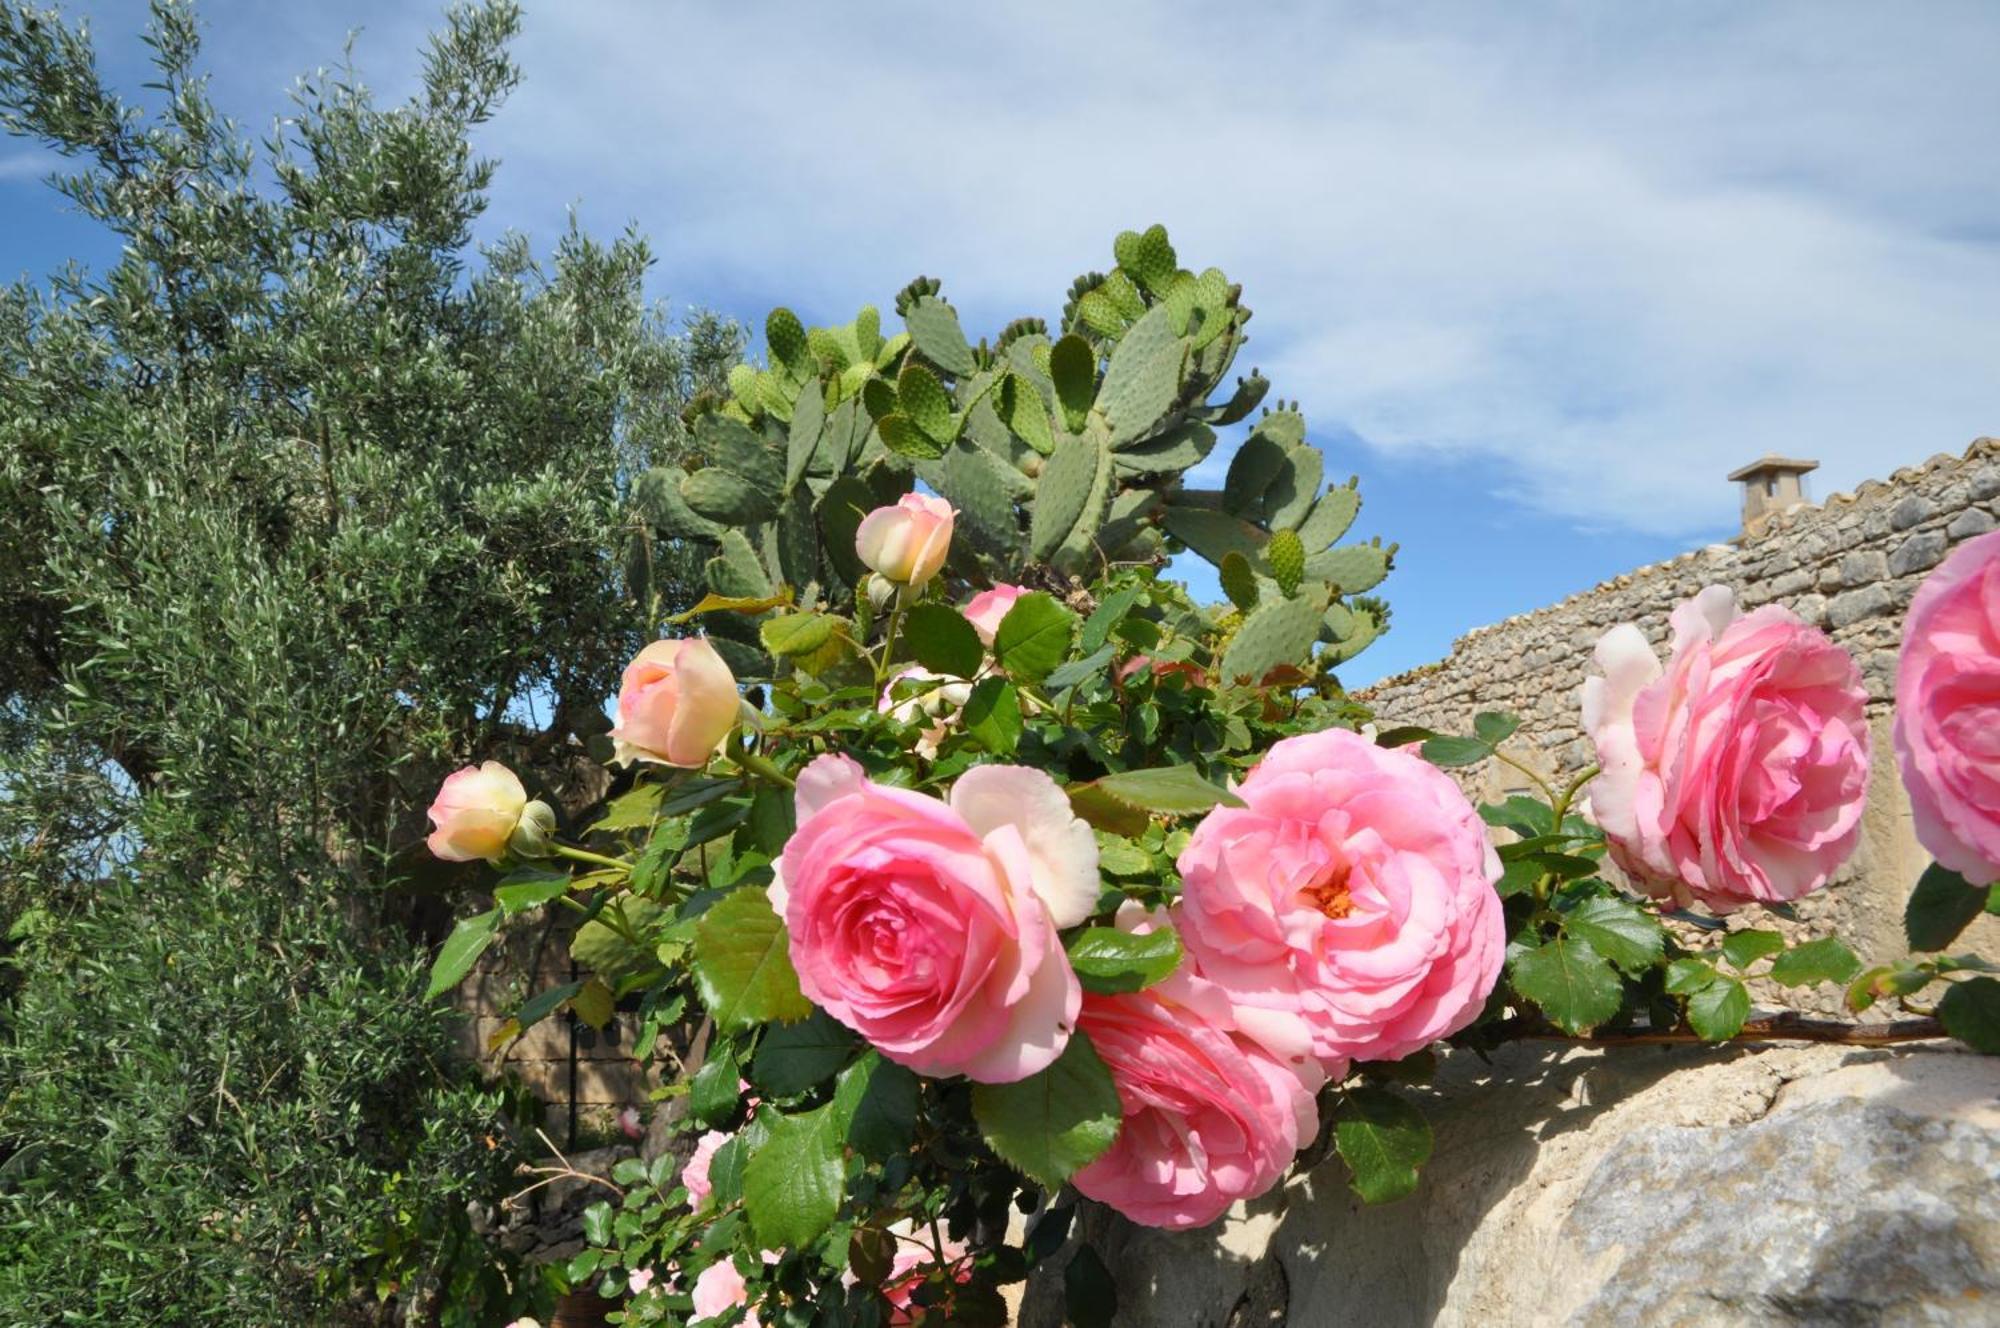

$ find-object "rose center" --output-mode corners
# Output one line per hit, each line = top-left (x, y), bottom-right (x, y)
(1299, 863), (1354, 919)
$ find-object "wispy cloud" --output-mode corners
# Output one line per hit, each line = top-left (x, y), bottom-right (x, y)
(468, 0), (1999, 536)
(0, 149), (58, 181)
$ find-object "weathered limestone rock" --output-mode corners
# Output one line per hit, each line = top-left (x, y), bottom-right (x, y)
(1022, 1043), (2000, 1328)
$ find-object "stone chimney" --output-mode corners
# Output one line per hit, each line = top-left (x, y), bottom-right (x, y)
(1727, 455), (1818, 533)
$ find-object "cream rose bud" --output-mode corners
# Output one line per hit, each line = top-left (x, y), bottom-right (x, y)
(425, 761), (529, 863)
(610, 637), (740, 769)
(855, 493), (955, 588)
(506, 799), (557, 858)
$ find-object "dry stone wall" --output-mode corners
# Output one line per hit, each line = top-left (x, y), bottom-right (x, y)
(1357, 437), (2000, 1010)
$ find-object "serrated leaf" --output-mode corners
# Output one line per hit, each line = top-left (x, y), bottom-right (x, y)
(901, 603), (983, 678)
(690, 1045), (744, 1127)
(515, 979), (585, 1032)
(743, 1103), (844, 1248)
(1334, 1086), (1433, 1205)
(581, 1200), (613, 1247)
(971, 1033), (1122, 1190)
(1065, 927), (1182, 994)
(751, 1010), (857, 1096)
(494, 869), (571, 916)
(1664, 956), (1719, 995)
(426, 909), (501, 999)
(1721, 928), (1786, 970)
(1768, 936), (1862, 988)
(1938, 977), (2000, 1053)
(993, 592), (1076, 684)
(1562, 897), (1664, 975)
(962, 677), (1023, 755)
(1472, 712), (1522, 745)
(593, 781), (667, 831)
(832, 1051), (920, 1160)
(1686, 973), (1750, 1040)
(667, 590), (795, 623)
(1510, 936), (1624, 1035)
(1905, 863), (1989, 952)
(761, 611), (838, 659)
(1420, 735), (1492, 768)
(693, 887), (812, 1032)
(1087, 765), (1243, 816)
(1479, 795), (1555, 838)
(570, 976), (615, 1029)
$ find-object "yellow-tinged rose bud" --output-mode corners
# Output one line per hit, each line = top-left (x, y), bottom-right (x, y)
(854, 493), (955, 589)
(608, 637), (739, 769)
(507, 799), (558, 858)
(425, 761), (528, 863)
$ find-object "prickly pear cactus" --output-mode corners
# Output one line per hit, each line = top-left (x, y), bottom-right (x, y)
(631, 225), (1395, 679)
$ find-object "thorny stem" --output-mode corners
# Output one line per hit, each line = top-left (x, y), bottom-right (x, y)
(730, 744), (795, 790)
(1549, 763), (1600, 826)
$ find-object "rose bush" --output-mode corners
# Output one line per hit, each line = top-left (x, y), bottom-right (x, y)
(415, 230), (1987, 1326)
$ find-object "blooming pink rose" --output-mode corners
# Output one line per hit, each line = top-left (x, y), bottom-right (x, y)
(771, 755), (1097, 1083)
(1177, 728), (1504, 1066)
(1895, 529), (2000, 885)
(1584, 585), (1871, 912)
(627, 1266), (655, 1294)
(681, 1128), (729, 1208)
(690, 1258), (756, 1326)
(425, 761), (528, 863)
(856, 493), (955, 588)
(610, 637), (740, 769)
(617, 1106), (644, 1140)
(1073, 908), (1324, 1230)
(962, 584), (1027, 645)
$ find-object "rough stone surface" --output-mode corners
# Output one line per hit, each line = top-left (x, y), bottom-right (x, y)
(1021, 1044), (2000, 1328)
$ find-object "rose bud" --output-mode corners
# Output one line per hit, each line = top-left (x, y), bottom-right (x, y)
(855, 494), (955, 589)
(425, 762), (530, 863)
(609, 637), (740, 769)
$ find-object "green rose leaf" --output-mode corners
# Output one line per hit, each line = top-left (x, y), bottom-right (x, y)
(1768, 936), (1863, 988)
(1561, 897), (1665, 976)
(1720, 928), (1787, 971)
(690, 1044), (745, 1128)
(514, 979), (585, 1031)
(1663, 956), (1718, 995)
(1065, 926), (1182, 995)
(962, 677), (1024, 755)
(425, 908), (501, 999)
(751, 1010), (857, 1097)
(761, 611), (839, 659)
(1472, 711), (1522, 745)
(1333, 1085), (1434, 1205)
(1905, 863), (1990, 952)
(593, 780), (667, 831)
(971, 1032), (1123, 1190)
(901, 602), (984, 679)
(1510, 935), (1624, 1035)
(1938, 977), (2000, 1053)
(1686, 972), (1750, 1040)
(993, 591), (1077, 684)
(832, 1050), (920, 1160)
(1419, 735), (1492, 768)
(693, 887), (813, 1032)
(1087, 765), (1244, 816)
(1480, 795), (1555, 839)
(743, 1103), (845, 1249)
(581, 1199), (613, 1247)
(493, 869), (571, 916)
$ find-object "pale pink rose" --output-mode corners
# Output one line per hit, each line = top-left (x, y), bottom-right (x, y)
(425, 761), (528, 863)
(1584, 585), (1871, 912)
(681, 1128), (730, 1208)
(962, 584), (1027, 645)
(770, 755), (1096, 1083)
(1895, 529), (2000, 885)
(1073, 907), (1323, 1231)
(609, 637), (740, 768)
(690, 1258), (756, 1326)
(1177, 728), (1504, 1066)
(627, 1266), (655, 1294)
(878, 666), (973, 759)
(855, 493), (955, 589)
(617, 1106), (643, 1140)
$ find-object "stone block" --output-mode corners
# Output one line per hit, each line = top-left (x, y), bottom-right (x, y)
(1889, 493), (1936, 530)
(1826, 583), (1894, 629)
(1837, 548), (1889, 587)
(1887, 530), (1947, 578)
(1947, 507), (1996, 540)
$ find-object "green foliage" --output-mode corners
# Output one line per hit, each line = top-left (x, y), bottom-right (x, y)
(0, 2), (737, 1319)
(1334, 1086), (1434, 1205)
(970, 1035), (1124, 1190)
(1065, 926), (1184, 994)
(1905, 863), (1991, 952)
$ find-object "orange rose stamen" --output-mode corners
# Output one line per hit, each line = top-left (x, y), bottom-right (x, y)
(1301, 864), (1354, 920)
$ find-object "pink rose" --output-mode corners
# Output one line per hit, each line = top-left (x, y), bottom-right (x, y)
(610, 637), (740, 768)
(1584, 585), (1871, 911)
(627, 1266), (655, 1294)
(856, 493), (955, 589)
(1073, 909), (1323, 1230)
(690, 1258), (756, 1326)
(770, 755), (1097, 1083)
(617, 1106), (644, 1140)
(425, 761), (529, 863)
(882, 1235), (973, 1324)
(1177, 728), (1504, 1066)
(681, 1128), (729, 1208)
(962, 584), (1027, 645)
(1895, 529), (2000, 885)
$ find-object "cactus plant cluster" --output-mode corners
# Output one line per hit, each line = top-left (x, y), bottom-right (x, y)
(633, 225), (1394, 682)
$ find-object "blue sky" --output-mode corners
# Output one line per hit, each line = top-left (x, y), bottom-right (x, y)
(5, 2), (1997, 686)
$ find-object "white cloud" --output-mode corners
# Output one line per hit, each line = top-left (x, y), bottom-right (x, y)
(155, 0), (1994, 539)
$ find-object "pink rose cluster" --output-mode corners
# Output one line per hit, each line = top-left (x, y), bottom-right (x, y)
(775, 727), (1506, 1229)
(1583, 586), (1871, 912)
